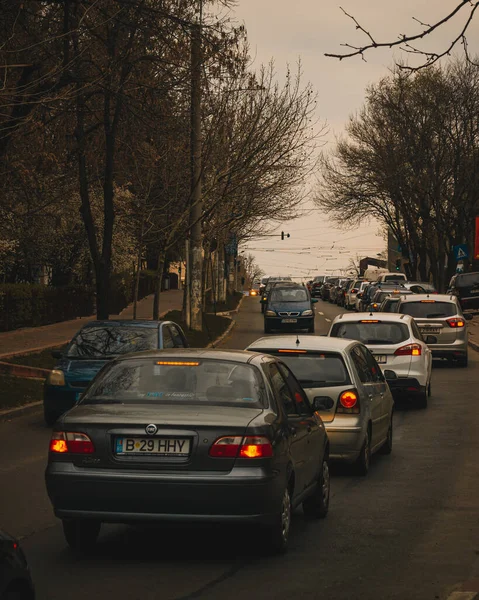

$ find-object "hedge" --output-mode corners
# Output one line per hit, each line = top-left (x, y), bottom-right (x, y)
(0, 270), (157, 332)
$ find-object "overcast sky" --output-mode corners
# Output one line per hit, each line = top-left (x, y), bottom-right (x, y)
(231, 1), (479, 280)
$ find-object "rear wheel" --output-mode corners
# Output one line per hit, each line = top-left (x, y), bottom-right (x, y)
(416, 390), (428, 409)
(63, 519), (101, 553)
(308, 325), (315, 334)
(353, 429), (371, 476)
(427, 380), (432, 397)
(264, 322), (271, 334)
(379, 416), (393, 455)
(303, 457), (330, 518)
(457, 354), (468, 368)
(265, 486), (291, 554)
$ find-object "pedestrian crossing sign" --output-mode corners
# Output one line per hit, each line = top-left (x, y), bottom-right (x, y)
(453, 244), (469, 260)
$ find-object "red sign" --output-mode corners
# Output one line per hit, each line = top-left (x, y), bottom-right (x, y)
(475, 217), (479, 260)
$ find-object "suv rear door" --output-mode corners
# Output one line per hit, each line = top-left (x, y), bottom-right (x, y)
(398, 300), (459, 346)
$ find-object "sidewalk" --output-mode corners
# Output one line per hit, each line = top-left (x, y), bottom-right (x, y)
(0, 290), (183, 358)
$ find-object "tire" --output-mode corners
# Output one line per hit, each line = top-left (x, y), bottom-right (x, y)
(265, 486), (292, 554)
(308, 325), (315, 334)
(63, 519), (101, 553)
(417, 390), (428, 409)
(457, 354), (468, 368)
(44, 405), (59, 427)
(353, 429), (371, 476)
(264, 322), (271, 334)
(379, 416), (393, 455)
(303, 457), (330, 519)
(427, 380), (432, 397)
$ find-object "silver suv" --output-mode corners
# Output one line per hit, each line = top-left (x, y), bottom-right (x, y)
(396, 294), (471, 367)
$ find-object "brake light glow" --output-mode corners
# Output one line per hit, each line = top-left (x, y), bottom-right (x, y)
(156, 361), (200, 366)
(209, 436), (273, 458)
(394, 343), (422, 356)
(278, 349), (307, 354)
(446, 318), (465, 328)
(360, 320), (379, 323)
(420, 300), (436, 303)
(49, 431), (95, 454)
(336, 389), (360, 414)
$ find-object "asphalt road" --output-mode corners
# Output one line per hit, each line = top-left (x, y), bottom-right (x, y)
(1, 296), (478, 600)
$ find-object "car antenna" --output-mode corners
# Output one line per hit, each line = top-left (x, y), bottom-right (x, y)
(296, 335), (300, 346)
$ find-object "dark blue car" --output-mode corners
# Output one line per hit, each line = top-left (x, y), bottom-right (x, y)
(264, 286), (318, 334)
(43, 320), (188, 425)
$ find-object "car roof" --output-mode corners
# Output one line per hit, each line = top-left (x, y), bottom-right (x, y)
(247, 335), (359, 352)
(398, 294), (457, 303)
(81, 320), (163, 329)
(114, 348), (269, 364)
(332, 312), (414, 324)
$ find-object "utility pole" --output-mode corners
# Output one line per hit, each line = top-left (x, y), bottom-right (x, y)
(188, 18), (203, 331)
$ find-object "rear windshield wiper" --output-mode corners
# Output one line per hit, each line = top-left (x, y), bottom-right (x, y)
(425, 313), (447, 318)
(365, 339), (395, 344)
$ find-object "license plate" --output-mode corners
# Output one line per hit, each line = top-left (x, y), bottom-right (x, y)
(374, 355), (387, 364)
(282, 318), (297, 323)
(115, 437), (190, 456)
(420, 328), (440, 335)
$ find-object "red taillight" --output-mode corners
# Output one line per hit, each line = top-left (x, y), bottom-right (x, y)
(394, 343), (422, 356)
(351, 288), (358, 293)
(336, 389), (360, 414)
(209, 435), (273, 458)
(446, 318), (465, 328)
(49, 431), (95, 454)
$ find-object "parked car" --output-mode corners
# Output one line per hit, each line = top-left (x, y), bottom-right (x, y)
(264, 285), (317, 333)
(43, 320), (188, 425)
(0, 530), (35, 600)
(448, 271), (479, 310)
(320, 277), (340, 301)
(247, 336), (394, 474)
(345, 279), (365, 310)
(45, 349), (330, 554)
(329, 313), (433, 408)
(396, 294), (471, 367)
(311, 275), (326, 298)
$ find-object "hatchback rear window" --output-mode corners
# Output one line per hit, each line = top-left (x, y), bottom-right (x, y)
(82, 359), (266, 407)
(264, 352), (351, 388)
(331, 322), (409, 345)
(399, 301), (457, 318)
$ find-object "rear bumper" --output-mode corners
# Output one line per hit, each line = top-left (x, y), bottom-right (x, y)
(324, 424), (364, 463)
(387, 378), (425, 395)
(429, 338), (468, 358)
(265, 317), (314, 331)
(45, 463), (284, 524)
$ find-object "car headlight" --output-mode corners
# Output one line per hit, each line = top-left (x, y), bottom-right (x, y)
(46, 369), (66, 386)
(302, 309), (313, 316)
(250, 290), (257, 296)
(265, 310), (276, 317)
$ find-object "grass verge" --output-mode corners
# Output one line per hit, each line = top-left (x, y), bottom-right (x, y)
(162, 310), (233, 347)
(205, 292), (243, 314)
(0, 375), (43, 411)
(2, 347), (60, 370)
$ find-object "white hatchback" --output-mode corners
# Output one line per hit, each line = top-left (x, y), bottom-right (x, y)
(329, 313), (433, 408)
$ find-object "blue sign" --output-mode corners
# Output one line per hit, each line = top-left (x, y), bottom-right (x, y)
(453, 244), (469, 261)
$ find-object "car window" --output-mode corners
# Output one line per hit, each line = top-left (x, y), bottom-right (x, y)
(410, 319), (424, 341)
(331, 321), (409, 345)
(67, 326), (158, 358)
(271, 288), (308, 302)
(162, 326), (175, 349)
(277, 363), (312, 417)
(268, 363), (297, 416)
(454, 273), (479, 287)
(169, 325), (186, 348)
(264, 351), (351, 388)
(399, 301), (457, 318)
(359, 346), (385, 383)
(349, 345), (372, 383)
(83, 359), (267, 408)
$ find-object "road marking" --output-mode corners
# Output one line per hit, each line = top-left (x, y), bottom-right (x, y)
(325, 318), (331, 323)
(319, 312), (324, 315)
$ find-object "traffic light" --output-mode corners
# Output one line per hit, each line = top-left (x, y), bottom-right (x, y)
(395, 259), (401, 271)
(281, 232), (290, 240)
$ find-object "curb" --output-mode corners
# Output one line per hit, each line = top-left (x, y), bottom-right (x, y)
(206, 317), (236, 348)
(0, 400), (43, 422)
(0, 361), (51, 380)
(468, 338), (479, 353)
(0, 343), (66, 361)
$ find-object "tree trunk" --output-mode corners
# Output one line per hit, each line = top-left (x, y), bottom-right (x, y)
(95, 261), (110, 320)
(217, 245), (226, 302)
(153, 249), (165, 320)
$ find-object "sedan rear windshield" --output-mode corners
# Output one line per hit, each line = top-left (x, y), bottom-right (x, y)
(399, 301), (457, 318)
(331, 322), (409, 345)
(82, 359), (266, 408)
(67, 326), (158, 358)
(266, 352), (351, 388)
(271, 288), (308, 302)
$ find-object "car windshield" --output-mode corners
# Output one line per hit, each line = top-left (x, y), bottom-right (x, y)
(268, 352), (351, 388)
(331, 321), (409, 345)
(454, 273), (479, 287)
(67, 326), (158, 358)
(82, 359), (266, 407)
(399, 301), (457, 318)
(271, 288), (308, 302)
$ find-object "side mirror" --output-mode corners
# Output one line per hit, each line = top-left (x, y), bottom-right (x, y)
(425, 335), (438, 344)
(384, 369), (398, 380)
(464, 313), (473, 321)
(313, 396), (334, 411)
(357, 292), (363, 298)
(311, 298), (318, 303)
(51, 350), (63, 359)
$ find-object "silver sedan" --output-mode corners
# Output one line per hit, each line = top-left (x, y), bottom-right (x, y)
(246, 336), (394, 476)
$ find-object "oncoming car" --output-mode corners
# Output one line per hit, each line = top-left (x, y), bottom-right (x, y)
(45, 349), (330, 554)
(246, 336), (394, 475)
(43, 320), (188, 425)
(264, 286), (317, 333)
(329, 313), (432, 408)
